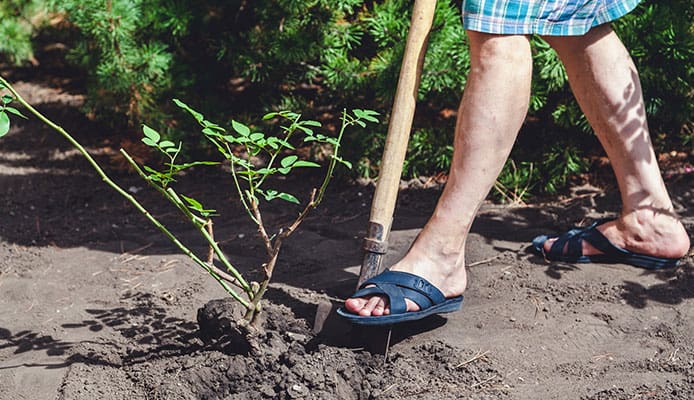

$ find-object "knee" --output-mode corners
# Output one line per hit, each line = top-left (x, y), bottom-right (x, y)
(467, 32), (532, 72)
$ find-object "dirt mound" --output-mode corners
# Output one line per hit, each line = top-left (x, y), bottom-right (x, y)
(58, 298), (506, 400)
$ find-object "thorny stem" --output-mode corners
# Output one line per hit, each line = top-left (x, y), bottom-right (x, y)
(123, 151), (252, 296)
(315, 108), (348, 204)
(0, 76), (252, 309)
(163, 185), (252, 293)
(245, 189), (317, 324)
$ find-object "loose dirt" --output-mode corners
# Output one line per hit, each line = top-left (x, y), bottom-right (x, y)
(0, 78), (692, 400)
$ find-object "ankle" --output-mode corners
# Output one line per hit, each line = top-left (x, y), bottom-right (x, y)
(617, 209), (690, 258)
(393, 248), (468, 298)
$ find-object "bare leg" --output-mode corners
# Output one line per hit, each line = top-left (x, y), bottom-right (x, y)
(345, 31), (533, 316)
(541, 25), (690, 258)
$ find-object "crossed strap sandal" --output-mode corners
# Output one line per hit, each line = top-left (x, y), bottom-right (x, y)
(532, 219), (680, 270)
(337, 269), (464, 326)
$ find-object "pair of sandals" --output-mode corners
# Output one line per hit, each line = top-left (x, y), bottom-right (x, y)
(337, 219), (681, 326)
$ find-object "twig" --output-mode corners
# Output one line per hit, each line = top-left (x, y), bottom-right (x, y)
(378, 383), (398, 397)
(456, 350), (490, 368)
(667, 348), (679, 362)
(468, 255), (501, 267)
(123, 242), (153, 255)
(250, 198), (274, 255)
(592, 352), (615, 361)
(206, 219), (214, 265)
(470, 374), (499, 389)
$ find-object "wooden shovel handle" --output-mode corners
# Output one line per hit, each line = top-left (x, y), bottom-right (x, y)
(358, 0), (437, 286)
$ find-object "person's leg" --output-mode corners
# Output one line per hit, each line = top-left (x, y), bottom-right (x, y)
(345, 31), (533, 317)
(540, 24), (690, 259)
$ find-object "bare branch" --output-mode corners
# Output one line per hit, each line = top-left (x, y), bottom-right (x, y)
(250, 198), (274, 255)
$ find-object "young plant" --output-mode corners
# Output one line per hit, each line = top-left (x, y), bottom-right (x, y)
(0, 75), (378, 327)
(132, 101), (378, 324)
(0, 91), (27, 137)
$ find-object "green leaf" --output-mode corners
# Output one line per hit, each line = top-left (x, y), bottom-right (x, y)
(181, 194), (203, 210)
(173, 99), (204, 123)
(256, 167), (275, 175)
(333, 156), (352, 169)
(301, 120), (322, 127)
(259, 189), (278, 201)
(141, 137), (158, 147)
(355, 120), (366, 128)
(250, 132), (265, 141)
(280, 155), (298, 167)
(2, 95), (13, 105)
(232, 120), (250, 136)
(293, 160), (320, 168)
(275, 138), (295, 150)
(281, 111), (300, 120)
(181, 194), (216, 216)
(176, 161), (219, 169)
(278, 167), (291, 174)
(354, 109), (380, 123)
(0, 111), (10, 137)
(277, 192), (300, 204)
(202, 127), (223, 137)
(297, 126), (314, 135)
(4, 107), (27, 119)
(142, 165), (159, 174)
(202, 121), (225, 131)
(158, 140), (175, 148)
(142, 124), (160, 143)
(262, 112), (279, 120)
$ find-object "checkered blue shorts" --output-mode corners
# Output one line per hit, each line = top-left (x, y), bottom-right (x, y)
(462, 0), (641, 36)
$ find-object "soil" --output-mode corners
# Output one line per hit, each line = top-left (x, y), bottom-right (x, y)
(0, 76), (693, 400)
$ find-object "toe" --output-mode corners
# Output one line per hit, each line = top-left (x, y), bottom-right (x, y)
(360, 296), (383, 316)
(344, 297), (368, 314)
(371, 300), (387, 316)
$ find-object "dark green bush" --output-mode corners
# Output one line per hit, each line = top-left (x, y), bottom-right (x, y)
(1, 0), (691, 198)
(0, 0), (44, 64)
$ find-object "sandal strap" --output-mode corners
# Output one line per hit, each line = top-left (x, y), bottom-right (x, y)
(547, 218), (622, 259)
(351, 270), (446, 314)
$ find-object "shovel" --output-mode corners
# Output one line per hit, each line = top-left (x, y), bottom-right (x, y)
(357, 0), (437, 286)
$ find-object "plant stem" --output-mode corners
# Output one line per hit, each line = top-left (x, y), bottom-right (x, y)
(122, 150), (253, 296)
(245, 189), (317, 324)
(315, 109), (348, 204)
(0, 76), (251, 309)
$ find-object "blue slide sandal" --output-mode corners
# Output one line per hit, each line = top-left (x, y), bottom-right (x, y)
(532, 219), (681, 270)
(337, 269), (463, 326)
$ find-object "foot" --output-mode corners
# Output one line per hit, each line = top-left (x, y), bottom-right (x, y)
(541, 209), (690, 260)
(344, 241), (468, 317)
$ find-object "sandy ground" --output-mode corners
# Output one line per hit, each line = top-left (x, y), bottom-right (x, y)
(0, 80), (692, 400)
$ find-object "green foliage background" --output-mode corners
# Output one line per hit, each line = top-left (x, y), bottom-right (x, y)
(1, 0), (692, 198)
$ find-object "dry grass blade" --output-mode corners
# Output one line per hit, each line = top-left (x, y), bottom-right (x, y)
(456, 350), (490, 368)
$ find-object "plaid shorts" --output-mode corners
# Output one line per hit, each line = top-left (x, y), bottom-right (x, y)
(462, 0), (641, 36)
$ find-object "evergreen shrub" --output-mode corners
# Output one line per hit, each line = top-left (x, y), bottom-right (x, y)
(0, 0), (691, 197)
